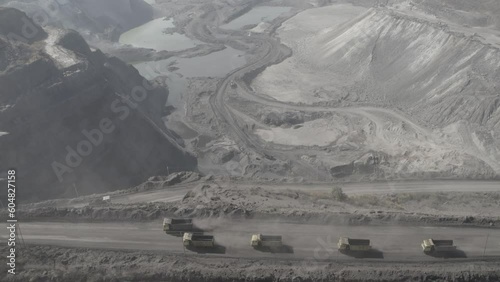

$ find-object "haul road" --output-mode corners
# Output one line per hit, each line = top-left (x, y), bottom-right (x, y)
(2, 220), (499, 262)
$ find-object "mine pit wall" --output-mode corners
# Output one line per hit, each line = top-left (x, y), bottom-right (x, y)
(3, 57), (196, 200)
(322, 7), (500, 129)
(0, 10), (197, 202)
(364, 9), (500, 174)
(0, 58), (59, 104)
(248, 5), (500, 179)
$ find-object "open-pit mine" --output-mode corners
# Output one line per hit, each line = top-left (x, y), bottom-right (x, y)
(0, 0), (499, 281)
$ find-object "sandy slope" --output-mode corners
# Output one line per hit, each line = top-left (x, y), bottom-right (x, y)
(250, 3), (500, 178)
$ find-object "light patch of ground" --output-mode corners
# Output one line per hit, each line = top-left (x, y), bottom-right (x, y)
(252, 4), (368, 103)
(250, 22), (271, 33)
(255, 118), (344, 146)
(44, 29), (81, 69)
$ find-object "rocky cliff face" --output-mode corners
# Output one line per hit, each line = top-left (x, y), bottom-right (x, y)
(0, 8), (197, 201)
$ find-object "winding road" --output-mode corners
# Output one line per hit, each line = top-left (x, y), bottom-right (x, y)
(102, 180), (500, 205)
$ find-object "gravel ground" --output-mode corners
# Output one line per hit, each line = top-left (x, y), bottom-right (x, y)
(9, 183), (500, 228)
(1, 245), (499, 282)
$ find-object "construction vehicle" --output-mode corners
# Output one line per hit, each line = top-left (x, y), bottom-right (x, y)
(251, 234), (283, 248)
(337, 237), (371, 252)
(421, 239), (456, 254)
(183, 232), (215, 248)
(163, 218), (194, 235)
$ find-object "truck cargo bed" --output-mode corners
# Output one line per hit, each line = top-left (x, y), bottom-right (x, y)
(163, 218), (195, 234)
(432, 240), (454, 246)
(190, 235), (214, 241)
(260, 235), (282, 241)
(169, 219), (192, 224)
(347, 239), (370, 245)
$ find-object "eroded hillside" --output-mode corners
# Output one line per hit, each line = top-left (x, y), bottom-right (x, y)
(250, 4), (500, 179)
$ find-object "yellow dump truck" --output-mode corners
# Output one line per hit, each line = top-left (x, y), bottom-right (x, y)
(183, 233), (215, 248)
(421, 239), (456, 254)
(251, 234), (283, 248)
(337, 237), (371, 251)
(163, 218), (194, 234)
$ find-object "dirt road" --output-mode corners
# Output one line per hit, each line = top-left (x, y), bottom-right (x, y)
(108, 180), (500, 205)
(184, 7), (332, 178)
(2, 220), (499, 261)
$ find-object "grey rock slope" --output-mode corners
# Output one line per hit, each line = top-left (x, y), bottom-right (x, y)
(254, 3), (500, 179)
(322, 8), (500, 125)
(314, 8), (500, 172)
(382, 0), (500, 30)
(0, 8), (197, 201)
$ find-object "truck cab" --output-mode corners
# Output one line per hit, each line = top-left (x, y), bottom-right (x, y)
(250, 234), (260, 247)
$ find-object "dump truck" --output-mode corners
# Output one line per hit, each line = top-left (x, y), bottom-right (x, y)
(421, 239), (456, 254)
(337, 237), (371, 251)
(183, 232), (215, 248)
(163, 218), (194, 234)
(251, 234), (283, 248)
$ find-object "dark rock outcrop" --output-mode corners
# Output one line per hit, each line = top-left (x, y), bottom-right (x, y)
(0, 8), (197, 201)
(0, 7), (47, 43)
(56, 30), (92, 56)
